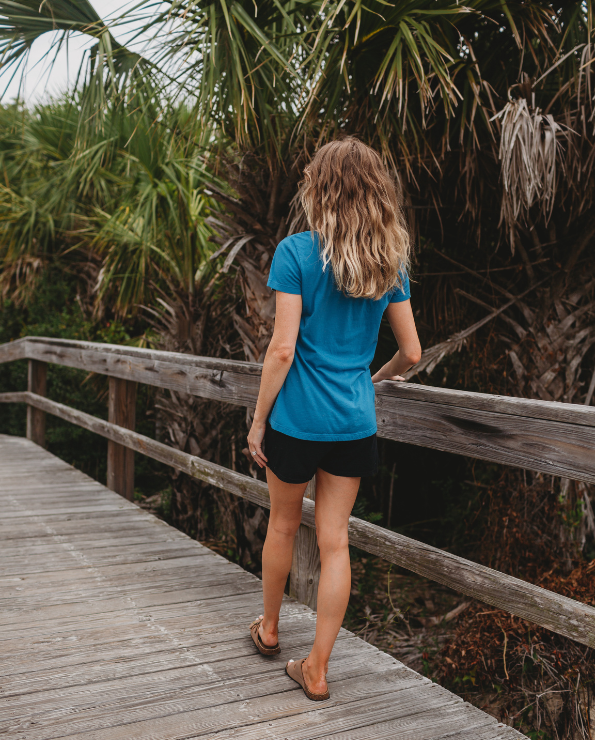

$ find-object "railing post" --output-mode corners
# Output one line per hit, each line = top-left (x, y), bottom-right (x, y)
(26, 360), (47, 447)
(107, 377), (137, 501)
(289, 476), (321, 610)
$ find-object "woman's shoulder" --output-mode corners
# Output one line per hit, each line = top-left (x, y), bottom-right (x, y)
(276, 231), (318, 253)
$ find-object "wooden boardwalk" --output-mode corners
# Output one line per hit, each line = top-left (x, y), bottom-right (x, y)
(0, 435), (526, 740)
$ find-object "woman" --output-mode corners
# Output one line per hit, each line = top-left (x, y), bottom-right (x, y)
(246, 137), (422, 701)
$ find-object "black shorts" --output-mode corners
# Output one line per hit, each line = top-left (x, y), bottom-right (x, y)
(264, 420), (378, 484)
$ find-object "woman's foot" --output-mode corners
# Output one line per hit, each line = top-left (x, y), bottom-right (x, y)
(285, 657), (330, 700)
(302, 655), (329, 695)
(258, 616), (278, 648)
(249, 615), (281, 655)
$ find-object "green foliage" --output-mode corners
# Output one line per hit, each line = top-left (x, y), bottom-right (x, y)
(0, 98), (224, 313)
(0, 265), (168, 489)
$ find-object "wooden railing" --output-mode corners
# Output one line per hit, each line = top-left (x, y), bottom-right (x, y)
(1, 336), (594, 650)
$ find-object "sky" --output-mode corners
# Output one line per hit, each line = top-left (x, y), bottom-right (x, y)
(2, 1), (165, 103)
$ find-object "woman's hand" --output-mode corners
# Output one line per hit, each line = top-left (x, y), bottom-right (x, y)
(247, 420), (268, 469)
(371, 371), (405, 384)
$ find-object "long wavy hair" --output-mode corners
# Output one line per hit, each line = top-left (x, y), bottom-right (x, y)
(299, 137), (410, 300)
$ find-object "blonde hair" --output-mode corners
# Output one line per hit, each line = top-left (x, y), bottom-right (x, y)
(299, 137), (410, 300)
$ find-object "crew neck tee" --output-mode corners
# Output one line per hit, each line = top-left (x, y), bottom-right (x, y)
(266, 230), (410, 441)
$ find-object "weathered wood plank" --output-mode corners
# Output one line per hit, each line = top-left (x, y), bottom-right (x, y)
(376, 393), (595, 483)
(0, 607), (315, 678)
(0, 337), (28, 363)
(12, 336), (595, 426)
(4, 389), (595, 650)
(0, 542), (217, 577)
(375, 379), (595, 426)
(2, 338), (595, 481)
(0, 436), (525, 740)
(107, 376), (137, 500)
(3, 672), (441, 740)
(208, 700), (519, 740)
(289, 476), (321, 610)
(26, 359), (47, 447)
(22, 337), (262, 407)
(2, 631), (366, 713)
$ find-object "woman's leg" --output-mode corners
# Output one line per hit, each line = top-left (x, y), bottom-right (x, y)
(259, 467), (308, 646)
(302, 468), (360, 694)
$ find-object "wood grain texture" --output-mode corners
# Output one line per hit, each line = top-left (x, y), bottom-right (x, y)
(0, 337), (28, 363)
(107, 376), (137, 500)
(26, 359), (46, 447)
(375, 393), (595, 484)
(23, 336), (262, 406)
(2, 337), (594, 482)
(0, 434), (524, 740)
(1, 397), (595, 648)
(289, 476), (321, 610)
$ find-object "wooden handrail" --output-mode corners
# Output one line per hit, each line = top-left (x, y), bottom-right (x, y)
(2, 337), (594, 483)
(1, 388), (595, 649)
(1, 336), (594, 649)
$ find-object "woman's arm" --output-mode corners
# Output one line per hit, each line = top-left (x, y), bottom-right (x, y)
(371, 299), (422, 383)
(247, 291), (302, 468)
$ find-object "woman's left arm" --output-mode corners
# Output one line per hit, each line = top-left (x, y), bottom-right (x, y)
(247, 291), (302, 468)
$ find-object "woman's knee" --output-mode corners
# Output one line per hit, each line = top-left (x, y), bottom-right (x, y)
(268, 513), (301, 539)
(316, 526), (349, 557)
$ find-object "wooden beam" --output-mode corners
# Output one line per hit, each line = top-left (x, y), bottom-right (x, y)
(7, 337), (595, 484)
(0, 337), (27, 364)
(289, 477), (321, 610)
(107, 377), (137, 501)
(375, 394), (595, 483)
(26, 360), (47, 447)
(22, 337), (261, 407)
(18, 337), (595, 425)
(2, 389), (595, 650)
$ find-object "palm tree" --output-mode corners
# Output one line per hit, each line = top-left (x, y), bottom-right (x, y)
(3, 0), (594, 559)
(2, 2), (595, 734)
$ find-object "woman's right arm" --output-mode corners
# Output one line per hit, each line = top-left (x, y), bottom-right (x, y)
(371, 299), (422, 383)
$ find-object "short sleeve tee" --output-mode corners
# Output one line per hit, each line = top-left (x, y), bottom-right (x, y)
(266, 231), (410, 441)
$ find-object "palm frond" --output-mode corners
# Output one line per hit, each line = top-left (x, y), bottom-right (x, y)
(0, 0), (158, 144)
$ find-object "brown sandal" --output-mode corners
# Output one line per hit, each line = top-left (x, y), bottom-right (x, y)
(249, 615), (281, 656)
(285, 658), (330, 701)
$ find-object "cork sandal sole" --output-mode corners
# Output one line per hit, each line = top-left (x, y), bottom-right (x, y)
(285, 658), (330, 701)
(249, 615), (281, 656)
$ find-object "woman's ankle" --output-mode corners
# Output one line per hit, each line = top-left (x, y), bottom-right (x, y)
(260, 614), (279, 640)
(305, 653), (328, 681)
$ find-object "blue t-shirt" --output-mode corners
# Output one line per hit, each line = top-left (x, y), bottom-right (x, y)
(266, 231), (410, 441)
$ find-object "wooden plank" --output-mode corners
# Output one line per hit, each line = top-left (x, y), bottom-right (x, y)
(2, 631), (364, 711)
(107, 376), (137, 500)
(0, 533), (191, 558)
(4, 400), (595, 650)
(376, 393), (595, 483)
(289, 476), (321, 609)
(26, 360), (47, 447)
(22, 336), (262, 408)
(12, 336), (595, 426)
(2, 670), (439, 740)
(209, 701), (518, 740)
(0, 438), (525, 740)
(0, 337), (27, 363)
(0, 542), (217, 577)
(375, 378), (595, 427)
(0, 606), (316, 678)
(0, 579), (271, 630)
(0, 567), (254, 608)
